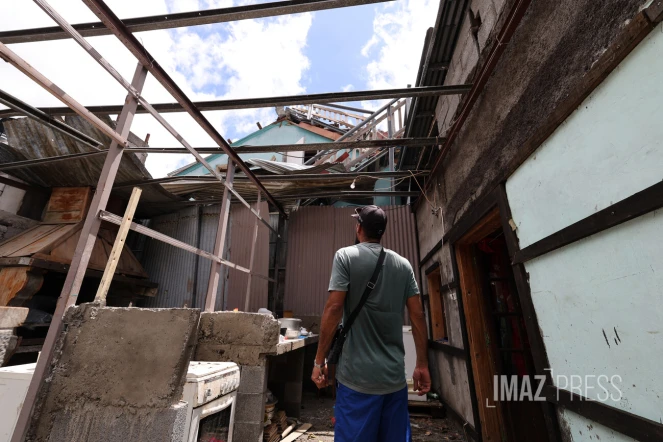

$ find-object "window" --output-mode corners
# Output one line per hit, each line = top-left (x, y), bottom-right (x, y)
(426, 264), (448, 341)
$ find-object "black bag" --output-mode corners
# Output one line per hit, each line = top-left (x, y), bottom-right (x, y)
(327, 247), (387, 365)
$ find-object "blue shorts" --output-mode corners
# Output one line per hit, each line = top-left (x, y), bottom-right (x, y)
(335, 382), (412, 442)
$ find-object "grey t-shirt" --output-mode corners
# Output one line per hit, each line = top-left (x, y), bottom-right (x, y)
(328, 242), (419, 395)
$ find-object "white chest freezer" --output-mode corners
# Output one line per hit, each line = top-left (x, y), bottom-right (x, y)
(0, 363), (36, 442)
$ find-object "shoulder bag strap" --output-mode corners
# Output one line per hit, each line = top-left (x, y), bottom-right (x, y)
(341, 247), (386, 336)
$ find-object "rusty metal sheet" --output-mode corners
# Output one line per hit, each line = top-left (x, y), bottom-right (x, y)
(283, 205), (421, 318)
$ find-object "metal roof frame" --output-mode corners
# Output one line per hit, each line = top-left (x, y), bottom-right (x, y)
(0, 0), (395, 45)
(0, 84), (471, 118)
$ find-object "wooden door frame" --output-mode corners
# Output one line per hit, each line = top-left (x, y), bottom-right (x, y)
(454, 207), (506, 442)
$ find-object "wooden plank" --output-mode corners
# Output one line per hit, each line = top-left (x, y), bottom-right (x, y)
(514, 180), (663, 264)
(280, 423), (312, 442)
(456, 243), (504, 442)
(497, 185), (561, 442)
(545, 386), (663, 442)
(428, 339), (465, 359)
(444, 188), (500, 245)
(456, 207), (501, 246)
(9, 224), (78, 257)
(42, 187), (91, 224)
(94, 187), (141, 303)
(0, 225), (59, 257)
(449, 244), (483, 438)
(426, 267), (447, 340)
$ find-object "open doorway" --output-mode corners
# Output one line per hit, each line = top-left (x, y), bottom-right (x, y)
(454, 208), (548, 442)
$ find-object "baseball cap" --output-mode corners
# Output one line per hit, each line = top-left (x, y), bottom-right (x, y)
(351, 205), (388, 237)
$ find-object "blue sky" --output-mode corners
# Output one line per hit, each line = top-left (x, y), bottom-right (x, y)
(0, 0), (440, 176)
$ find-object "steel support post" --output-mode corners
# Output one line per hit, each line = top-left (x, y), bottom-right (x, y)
(10, 63), (148, 442)
(244, 192), (261, 312)
(204, 161), (235, 312)
(387, 105), (395, 206)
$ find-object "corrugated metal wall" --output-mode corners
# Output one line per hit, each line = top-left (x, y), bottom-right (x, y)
(284, 206), (421, 316)
(141, 202), (269, 312)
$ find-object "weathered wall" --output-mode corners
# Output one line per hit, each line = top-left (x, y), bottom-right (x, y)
(141, 201), (269, 312)
(27, 304), (199, 442)
(506, 21), (663, 440)
(415, 0), (650, 433)
(284, 205), (420, 317)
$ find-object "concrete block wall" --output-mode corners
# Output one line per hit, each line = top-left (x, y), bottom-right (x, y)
(195, 311), (279, 442)
(26, 304), (200, 442)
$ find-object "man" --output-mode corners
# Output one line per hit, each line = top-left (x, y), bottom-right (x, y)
(311, 205), (431, 442)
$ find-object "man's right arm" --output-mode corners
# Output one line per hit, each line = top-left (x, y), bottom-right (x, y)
(407, 295), (432, 395)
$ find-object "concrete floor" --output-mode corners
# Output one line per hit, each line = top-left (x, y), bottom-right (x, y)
(299, 391), (467, 442)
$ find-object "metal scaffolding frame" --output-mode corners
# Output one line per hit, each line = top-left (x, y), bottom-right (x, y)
(0, 1), (471, 439)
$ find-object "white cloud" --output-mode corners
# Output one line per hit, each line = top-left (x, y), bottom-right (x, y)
(341, 84), (354, 93)
(0, 0), (313, 178)
(360, 0), (440, 90)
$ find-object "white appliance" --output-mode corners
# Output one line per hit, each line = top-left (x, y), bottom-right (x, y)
(181, 361), (240, 442)
(0, 363), (36, 442)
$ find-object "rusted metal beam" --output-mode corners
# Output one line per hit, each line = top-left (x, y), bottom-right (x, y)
(113, 170), (429, 188)
(0, 42), (129, 148)
(146, 190), (420, 205)
(10, 63), (148, 442)
(0, 138), (443, 172)
(98, 209), (260, 277)
(36, 0), (278, 233)
(0, 85), (472, 118)
(0, 150), (107, 172)
(0, 89), (102, 150)
(0, 0), (394, 45)
(244, 192), (261, 312)
(204, 160), (235, 312)
(82, 0), (286, 217)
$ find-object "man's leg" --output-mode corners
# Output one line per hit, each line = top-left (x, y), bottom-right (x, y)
(377, 386), (412, 442)
(335, 382), (382, 442)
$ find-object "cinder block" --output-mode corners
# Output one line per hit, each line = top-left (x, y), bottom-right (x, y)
(26, 304), (200, 442)
(238, 365), (268, 394)
(235, 392), (265, 424)
(232, 421), (263, 442)
(196, 312), (279, 366)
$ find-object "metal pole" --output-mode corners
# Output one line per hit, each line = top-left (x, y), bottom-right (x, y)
(204, 160), (235, 312)
(304, 97), (400, 165)
(244, 192), (261, 312)
(0, 88), (102, 150)
(10, 62), (148, 442)
(387, 105), (395, 206)
(82, 0), (287, 217)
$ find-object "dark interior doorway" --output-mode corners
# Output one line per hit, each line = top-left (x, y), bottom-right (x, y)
(455, 208), (548, 442)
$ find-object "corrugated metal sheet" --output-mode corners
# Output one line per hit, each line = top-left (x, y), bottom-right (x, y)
(225, 201), (269, 312)
(283, 205), (421, 317)
(402, 0), (468, 169)
(142, 207), (200, 309)
(141, 202), (269, 312)
(0, 116), (179, 216)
